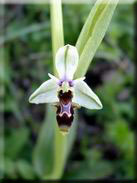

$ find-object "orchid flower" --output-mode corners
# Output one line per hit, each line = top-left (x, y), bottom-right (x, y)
(29, 44), (102, 134)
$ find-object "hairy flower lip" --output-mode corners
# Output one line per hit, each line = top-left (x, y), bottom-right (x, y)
(59, 112), (72, 118)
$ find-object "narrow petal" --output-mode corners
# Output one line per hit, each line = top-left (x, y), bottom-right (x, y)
(73, 80), (102, 110)
(29, 79), (59, 104)
(48, 73), (59, 82)
(55, 44), (79, 80)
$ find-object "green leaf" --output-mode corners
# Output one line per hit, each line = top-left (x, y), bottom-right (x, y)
(16, 160), (36, 179)
(107, 119), (134, 155)
(50, 0), (64, 75)
(33, 105), (78, 179)
(4, 158), (17, 178)
(5, 128), (29, 159)
(106, 119), (134, 177)
(75, 0), (119, 78)
(0, 23), (48, 45)
(32, 105), (55, 177)
(64, 149), (113, 179)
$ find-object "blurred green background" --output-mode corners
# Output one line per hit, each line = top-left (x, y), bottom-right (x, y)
(2, 3), (134, 179)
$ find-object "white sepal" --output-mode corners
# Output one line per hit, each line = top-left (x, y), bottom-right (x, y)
(55, 44), (79, 80)
(29, 79), (59, 104)
(72, 80), (103, 110)
(74, 77), (86, 83)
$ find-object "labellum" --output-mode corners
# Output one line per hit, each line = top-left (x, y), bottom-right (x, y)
(56, 90), (74, 135)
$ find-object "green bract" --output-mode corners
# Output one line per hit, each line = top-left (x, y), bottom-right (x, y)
(75, 0), (119, 78)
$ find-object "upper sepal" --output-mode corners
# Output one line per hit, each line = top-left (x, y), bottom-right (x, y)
(55, 44), (79, 80)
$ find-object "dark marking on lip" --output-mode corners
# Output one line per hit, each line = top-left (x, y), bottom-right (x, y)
(56, 90), (74, 132)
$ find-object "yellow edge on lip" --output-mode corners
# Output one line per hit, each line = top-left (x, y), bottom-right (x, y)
(60, 126), (69, 136)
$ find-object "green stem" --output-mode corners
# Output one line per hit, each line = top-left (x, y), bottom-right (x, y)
(49, 0), (67, 179)
(50, 0), (64, 75)
(50, 125), (67, 179)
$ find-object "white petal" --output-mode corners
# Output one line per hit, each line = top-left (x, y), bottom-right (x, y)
(48, 73), (59, 82)
(55, 44), (79, 80)
(73, 80), (102, 110)
(29, 79), (59, 104)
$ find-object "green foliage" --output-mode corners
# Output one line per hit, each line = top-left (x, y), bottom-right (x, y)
(75, 0), (119, 78)
(2, 2), (134, 180)
(32, 106), (55, 177)
(16, 160), (36, 179)
(64, 149), (114, 179)
(5, 128), (29, 159)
